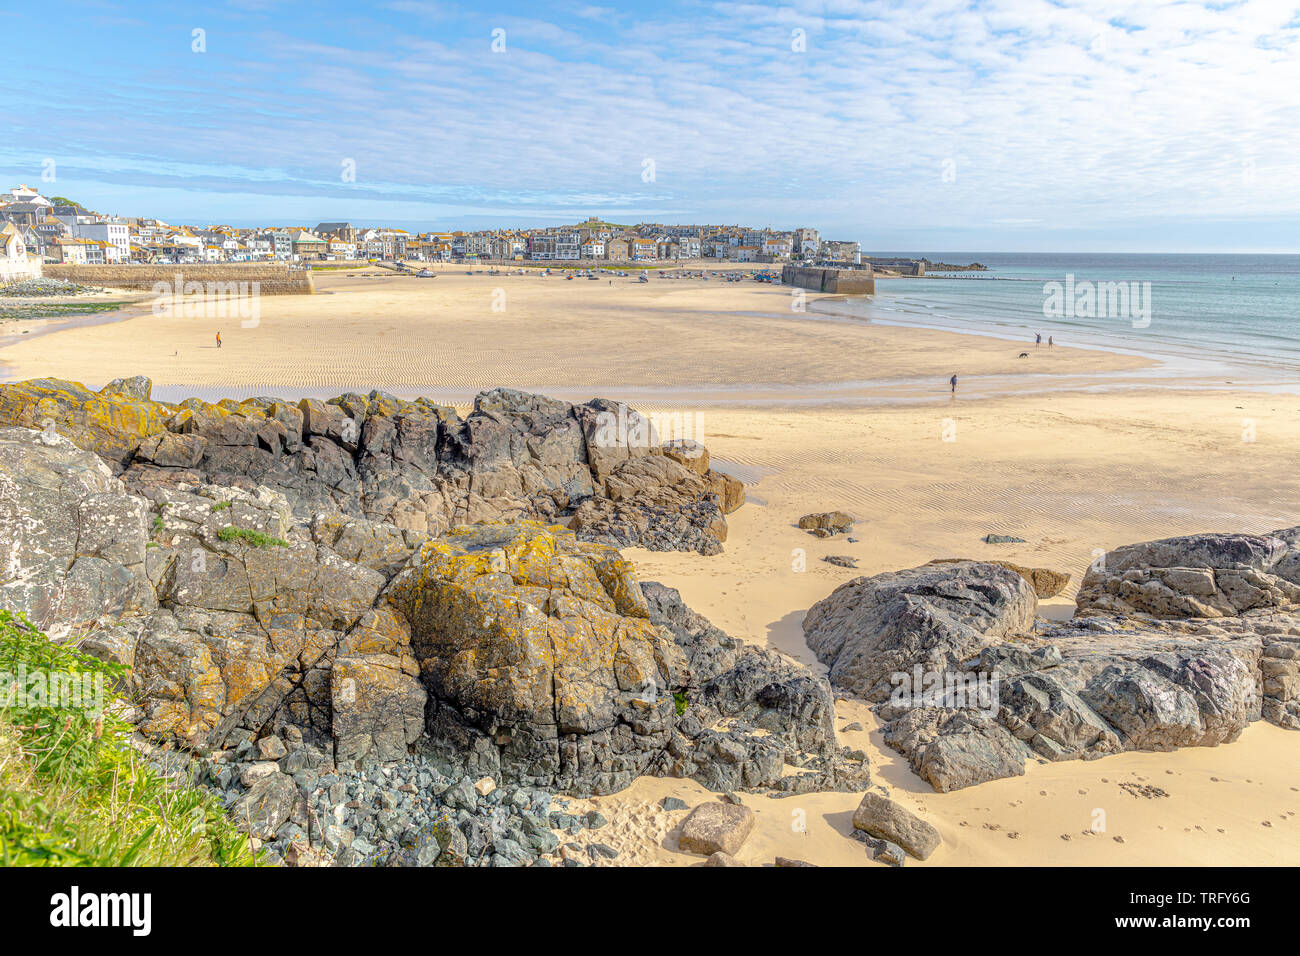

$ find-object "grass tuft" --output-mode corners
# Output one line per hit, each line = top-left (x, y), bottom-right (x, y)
(217, 526), (288, 548)
(0, 610), (261, 866)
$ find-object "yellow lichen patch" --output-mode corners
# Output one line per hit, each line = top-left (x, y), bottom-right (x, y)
(387, 519), (678, 732)
(0, 377), (174, 461)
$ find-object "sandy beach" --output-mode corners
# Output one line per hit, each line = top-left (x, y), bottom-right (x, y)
(4, 267), (1298, 866)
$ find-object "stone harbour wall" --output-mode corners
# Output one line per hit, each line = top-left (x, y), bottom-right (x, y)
(781, 265), (875, 294)
(45, 263), (315, 295)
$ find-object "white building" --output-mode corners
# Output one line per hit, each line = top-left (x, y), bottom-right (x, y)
(0, 222), (42, 281)
(72, 220), (130, 263)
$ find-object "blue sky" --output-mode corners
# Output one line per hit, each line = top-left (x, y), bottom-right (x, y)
(5, 0), (1300, 251)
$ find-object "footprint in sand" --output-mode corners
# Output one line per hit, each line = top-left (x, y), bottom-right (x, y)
(1060, 834), (1072, 841)
(1007, 832), (1020, 839)
(1113, 836), (1125, 843)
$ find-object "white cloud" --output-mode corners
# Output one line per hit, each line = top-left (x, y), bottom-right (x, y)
(8, 0), (1299, 242)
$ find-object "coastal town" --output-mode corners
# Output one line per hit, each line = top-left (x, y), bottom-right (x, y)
(0, 183), (870, 272)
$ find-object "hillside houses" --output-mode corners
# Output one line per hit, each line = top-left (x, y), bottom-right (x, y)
(0, 186), (857, 268)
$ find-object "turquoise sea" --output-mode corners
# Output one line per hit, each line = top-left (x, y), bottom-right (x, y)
(834, 253), (1300, 381)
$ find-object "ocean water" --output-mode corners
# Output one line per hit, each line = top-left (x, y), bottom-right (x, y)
(831, 253), (1300, 380)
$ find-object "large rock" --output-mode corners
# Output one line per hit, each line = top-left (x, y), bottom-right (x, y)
(0, 426), (153, 637)
(644, 582), (870, 794)
(810, 551), (1281, 793)
(0, 378), (171, 466)
(383, 527), (868, 795)
(386, 520), (684, 793)
(802, 561), (1037, 701)
(330, 606), (427, 767)
(0, 378), (743, 556)
(1077, 529), (1300, 618)
(851, 791), (941, 860)
(232, 771), (299, 840)
(570, 454), (730, 555)
(677, 801), (755, 856)
(879, 708), (1029, 792)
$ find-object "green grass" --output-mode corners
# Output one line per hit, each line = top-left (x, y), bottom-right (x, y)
(211, 500), (231, 512)
(673, 691), (689, 716)
(217, 526), (288, 548)
(0, 610), (261, 866)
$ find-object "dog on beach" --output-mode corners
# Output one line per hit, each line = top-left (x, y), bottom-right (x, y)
(1017, 352), (1029, 358)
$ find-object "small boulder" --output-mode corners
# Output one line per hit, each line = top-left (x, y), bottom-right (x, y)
(873, 840), (906, 866)
(851, 792), (941, 860)
(799, 511), (854, 537)
(678, 801), (755, 856)
(240, 761), (281, 787)
(257, 736), (287, 760)
(233, 773), (297, 840)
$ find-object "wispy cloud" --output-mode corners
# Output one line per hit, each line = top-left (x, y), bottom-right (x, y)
(6, 0), (1299, 249)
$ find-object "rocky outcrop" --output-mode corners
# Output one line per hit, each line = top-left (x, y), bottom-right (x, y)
(1076, 529), (1300, 618)
(570, 454), (731, 555)
(0, 426), (154, 638)
(1, 425), (854, 804)
(803, 561), (1037, 702)
(806, 537), (1300, 793)
(644, 582), (870, 795)
(386, 520), (683, 794)
(0, 378), (173, 466)
(0, 422), (865, 864)
(384, 523), (867, 795)
(0, 378), (745, 557)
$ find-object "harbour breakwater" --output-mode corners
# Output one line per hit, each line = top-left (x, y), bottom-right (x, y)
(45, 263), (315, 295)
(781, 265), (876, 294)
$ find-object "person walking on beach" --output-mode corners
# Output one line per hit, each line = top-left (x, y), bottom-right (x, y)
(1035, 332), (1041, 347)
(216, 331), (222, 349)
(950, 373), (957, 395)
(1047, 335), (1053, 348)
